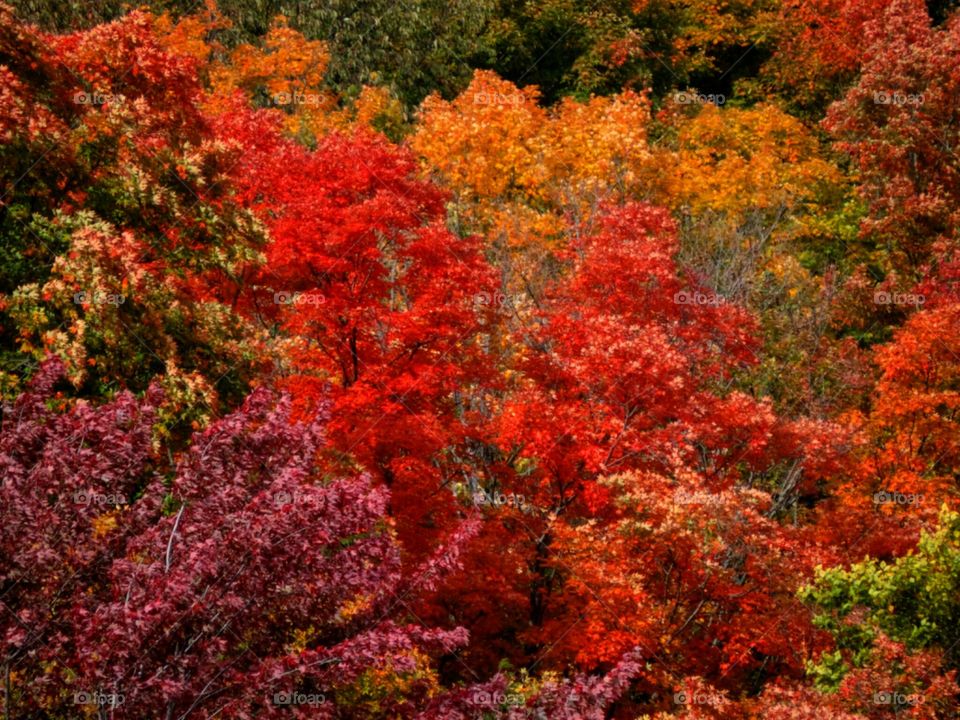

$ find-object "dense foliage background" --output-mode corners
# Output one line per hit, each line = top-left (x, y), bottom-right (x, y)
(2, 0), (960, 717)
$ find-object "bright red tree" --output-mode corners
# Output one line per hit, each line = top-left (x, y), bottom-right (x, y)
(215, 109), (499, 560)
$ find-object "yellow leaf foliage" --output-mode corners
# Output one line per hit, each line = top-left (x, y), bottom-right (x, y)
(413, 70), (652, 255)
(654, 102), (842, 218)
(156, 8), (401, 139)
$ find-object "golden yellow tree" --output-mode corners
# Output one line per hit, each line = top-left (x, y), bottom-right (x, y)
(155, 7), (403, 140)
(413, 70), (653, 298)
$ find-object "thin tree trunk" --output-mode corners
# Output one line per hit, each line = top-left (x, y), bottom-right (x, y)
(4, 661), (11, 720)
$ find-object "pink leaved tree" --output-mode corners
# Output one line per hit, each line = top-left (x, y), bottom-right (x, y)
(1, 359), (642, 718)
(1, 360), (469, 718)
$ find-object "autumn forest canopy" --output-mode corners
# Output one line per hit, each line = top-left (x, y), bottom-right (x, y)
(2, 0), (960, 717)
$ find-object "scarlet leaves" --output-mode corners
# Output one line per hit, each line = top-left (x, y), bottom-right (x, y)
(221, 121), (499, 559)
(824, 0), (960, 270)
(7, 1), (960, 717)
